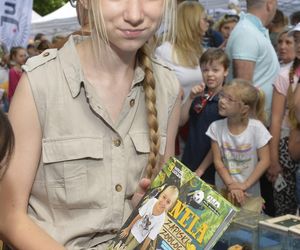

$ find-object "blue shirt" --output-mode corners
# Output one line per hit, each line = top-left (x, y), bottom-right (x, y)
(225, 12), (280, 123)
(181, 93), (223, 184)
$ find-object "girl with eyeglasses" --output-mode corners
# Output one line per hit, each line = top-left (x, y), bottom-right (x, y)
(206, 79), (271, 212)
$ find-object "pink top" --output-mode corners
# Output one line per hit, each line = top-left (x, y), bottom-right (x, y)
(8, 67), (22, 102)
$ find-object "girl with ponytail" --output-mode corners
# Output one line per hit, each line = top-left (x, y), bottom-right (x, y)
(206, 79), (271, 212)
(268, 25), (300, 216)
(0, 0), (181, 249)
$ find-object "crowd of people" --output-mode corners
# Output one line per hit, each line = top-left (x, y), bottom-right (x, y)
(0, 0), (300, 249)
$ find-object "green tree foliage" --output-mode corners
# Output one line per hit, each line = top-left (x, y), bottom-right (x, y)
(33, 0), (68, 16)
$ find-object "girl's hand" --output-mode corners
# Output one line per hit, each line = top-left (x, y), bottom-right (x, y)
(120, 227), (130, 238)
(229, 189), (247, 205)
(131, 178), (151, 208)
(228, 182), (247, 192)
(267, 161), (282, 183)
(189, 84), (205, 100)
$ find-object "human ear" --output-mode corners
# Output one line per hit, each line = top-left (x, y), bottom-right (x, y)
(266, 0), (275, 13)
(241, 103), (250, 116)
(224, 68), (229, 78)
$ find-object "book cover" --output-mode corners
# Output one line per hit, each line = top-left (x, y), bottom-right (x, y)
(259, 214), (300, 232)
(108, 157), (238, 250)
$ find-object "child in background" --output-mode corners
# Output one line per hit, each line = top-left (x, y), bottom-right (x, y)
(206, 79), (271, 212)
(0, 110), (14, 179)
(119, 185), (179, 250)
(8, 47), (27, 103)
(181, 48), (229, 185)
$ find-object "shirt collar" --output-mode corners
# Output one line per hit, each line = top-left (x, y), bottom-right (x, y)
(58, 35), (145, 98)
(240, 12), (269, 38)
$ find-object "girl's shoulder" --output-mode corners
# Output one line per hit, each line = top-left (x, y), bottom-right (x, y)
(208, 118), (227, 132)
(248, 118), (265, 127)
(212, 118), (227, 126)
(152, 57), (180, 94)
(248, 119), (269, 133)
(22, 49), (58, 73)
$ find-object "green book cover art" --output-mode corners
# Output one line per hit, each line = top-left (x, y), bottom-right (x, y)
(108, 157), (238, 250)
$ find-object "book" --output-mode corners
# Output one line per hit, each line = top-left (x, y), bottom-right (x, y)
(259, 214), (300, 232)
(108, 157), (238, 250)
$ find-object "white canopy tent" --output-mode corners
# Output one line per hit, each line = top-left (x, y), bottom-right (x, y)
(31, 10), (42, 22)
(30, 2), (79, 39)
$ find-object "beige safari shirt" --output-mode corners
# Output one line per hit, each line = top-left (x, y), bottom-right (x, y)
(22, 36), (179, 249)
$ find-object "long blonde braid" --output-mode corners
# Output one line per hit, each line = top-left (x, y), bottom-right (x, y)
(138, 44), (160, 180)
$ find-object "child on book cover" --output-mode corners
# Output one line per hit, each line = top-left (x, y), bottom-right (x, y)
(119, 185), (179, 250)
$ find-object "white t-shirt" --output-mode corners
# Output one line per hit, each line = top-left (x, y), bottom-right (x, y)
(155, 42), (203, 102)
(131, 198), (165, 243)
(206, 118), (272, 196)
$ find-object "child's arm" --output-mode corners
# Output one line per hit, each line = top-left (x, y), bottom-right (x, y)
(195, 149), (213, 177)
(268, 88), (285, 183)
(180, 84), (205, 126)
(140, 237), (151, 250)
(230, 144), (270, 192)
(211, 140), (235, 187)
(120, 213), (142, 238)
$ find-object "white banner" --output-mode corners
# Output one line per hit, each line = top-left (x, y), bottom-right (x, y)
(0, 0), (33, 50)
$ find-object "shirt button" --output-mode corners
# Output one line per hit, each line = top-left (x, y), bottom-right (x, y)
(113, 139), (121, 147)
(43, 52), (49, 57)
(115, 184), (123, 192)
(110, 229), (118, 234)
(129, 99), (135, 107)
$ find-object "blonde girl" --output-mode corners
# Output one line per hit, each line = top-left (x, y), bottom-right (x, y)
(119, 185), (179, 250)
(155, 1), (209, 102)
(268, 25), (300, 215)
(0, 0), (181, 249)
(206, 79), (271, 212)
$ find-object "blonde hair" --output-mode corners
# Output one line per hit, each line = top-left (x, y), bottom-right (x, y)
(159, 185), (179, 210)
(86, 0), (177, 179)
(214, 14), (239, 33)
(173, 1), (205, 67)
(224, 79), (266, 123)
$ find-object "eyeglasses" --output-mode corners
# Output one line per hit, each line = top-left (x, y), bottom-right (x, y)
(69, 0), (77, 8)
(219, 91), (240, 103)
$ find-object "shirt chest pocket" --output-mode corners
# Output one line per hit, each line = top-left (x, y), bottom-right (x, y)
(42, 136), (107, 209)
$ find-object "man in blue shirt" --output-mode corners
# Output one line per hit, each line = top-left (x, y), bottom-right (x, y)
(226, 0), (279, 125)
